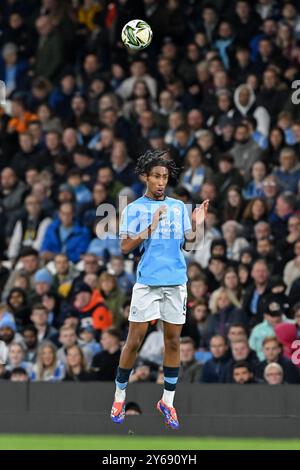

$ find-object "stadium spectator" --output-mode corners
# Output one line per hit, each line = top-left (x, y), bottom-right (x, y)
(264, 362), (284, 385)
(178, 337), (202, 383)
(201, 335), (230, 383)
(91, 328), (121, 381)
(72, 281), (112, 333)
(30, 342), (65, 382)
(232, 361), (256, 384)
(254, 336), (299, 384)
(249, 298), (293, 361)
(40, 202), (90, 263)
(64, 344), (95, 382)
(221, 338), (259, 383)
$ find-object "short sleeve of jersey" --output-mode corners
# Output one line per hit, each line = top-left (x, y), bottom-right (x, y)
(119, 203), (142, 236)
(182, 202), (192, 233)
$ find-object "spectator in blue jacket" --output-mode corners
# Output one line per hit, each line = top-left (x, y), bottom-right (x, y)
(273, 147), (300, 193)
(0, 42), (28, 96)
(40, 202), (90, 263)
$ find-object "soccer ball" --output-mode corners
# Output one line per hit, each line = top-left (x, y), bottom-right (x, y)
(121, 19), (153, 50)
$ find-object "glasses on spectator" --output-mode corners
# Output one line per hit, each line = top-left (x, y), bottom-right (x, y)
(266, 372), (282, 377)
(263, 181), (277, 187)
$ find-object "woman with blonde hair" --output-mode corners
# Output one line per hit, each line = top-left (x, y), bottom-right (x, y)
(31, 341), (65, 382)
(209, 267), (242, 313)
(204, 288), (246, 341)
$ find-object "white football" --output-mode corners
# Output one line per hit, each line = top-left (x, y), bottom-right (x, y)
(121, 19), (153, 50)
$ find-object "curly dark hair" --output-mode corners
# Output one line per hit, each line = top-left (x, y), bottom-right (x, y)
(135, 149), (180, 180)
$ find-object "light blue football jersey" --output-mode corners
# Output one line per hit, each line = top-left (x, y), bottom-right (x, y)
(119, 195), (192, 286)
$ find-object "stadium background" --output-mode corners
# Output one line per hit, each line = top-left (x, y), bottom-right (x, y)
(1, 0), (300, 449)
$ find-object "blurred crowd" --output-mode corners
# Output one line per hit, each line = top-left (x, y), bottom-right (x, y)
(1, 0), (300, 385)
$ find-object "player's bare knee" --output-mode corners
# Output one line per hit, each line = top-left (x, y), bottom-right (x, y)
(164, 337), (180, 353)
(125, 336), (143, 353)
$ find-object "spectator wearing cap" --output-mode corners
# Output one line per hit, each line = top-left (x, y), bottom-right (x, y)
(72, 281), (112, 332)
(40, 202), (90, 264)
(30, 268), (53, 305)
(249, 297), (294, 361)
(91, 328), (121, 381)
(0, 317), (23, 348)
(254, 336), (299, 384)
(0, 42), (28, 97)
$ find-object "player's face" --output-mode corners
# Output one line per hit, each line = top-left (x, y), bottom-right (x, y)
(146, 166), (169, 199)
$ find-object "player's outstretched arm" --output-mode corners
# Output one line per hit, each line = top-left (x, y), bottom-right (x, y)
(120, 205), (167, 254)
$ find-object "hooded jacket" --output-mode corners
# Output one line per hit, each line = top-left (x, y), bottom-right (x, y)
(275, 323), (299, 367)
(233, 84), (270, 136)
(78, 289), (113, 332)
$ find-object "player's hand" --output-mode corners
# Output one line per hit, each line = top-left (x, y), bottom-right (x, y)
(151, 205), (167, 231)
(192, 199), (209, 225)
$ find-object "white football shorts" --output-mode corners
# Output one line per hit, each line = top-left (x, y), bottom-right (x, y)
(129, 282), (187, 324)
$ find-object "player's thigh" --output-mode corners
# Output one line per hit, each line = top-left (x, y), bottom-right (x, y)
(125, 321), (149, 350)
(163, 321), (183, 341)
(129, 283), (161, 322)
(161, 283), (187, 325)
